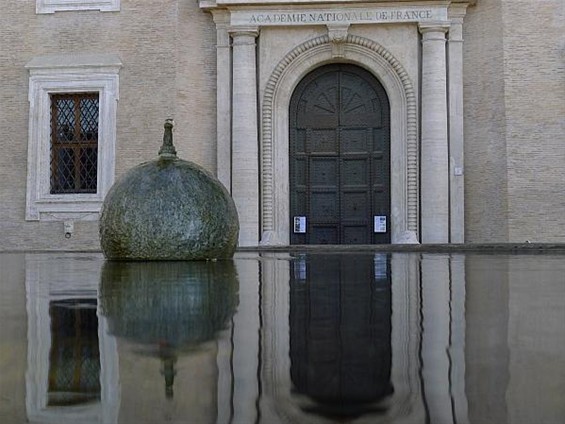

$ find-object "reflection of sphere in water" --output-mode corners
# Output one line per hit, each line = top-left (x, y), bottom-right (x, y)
(99, 121), (239, 260)
(99, 261), (239, 350)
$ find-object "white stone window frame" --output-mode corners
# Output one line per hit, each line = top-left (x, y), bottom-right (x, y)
(37, 0), (120, 14)
(25, 54), (121, 221)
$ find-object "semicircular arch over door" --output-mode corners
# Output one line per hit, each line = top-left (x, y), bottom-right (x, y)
(289, 64), (391, 244)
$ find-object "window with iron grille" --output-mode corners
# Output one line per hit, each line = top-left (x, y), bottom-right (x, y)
(26, 53), (121, 221)
(50, 93), (99, 194)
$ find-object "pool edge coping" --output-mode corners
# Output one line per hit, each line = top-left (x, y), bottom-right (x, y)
(3, 243), (565, 255)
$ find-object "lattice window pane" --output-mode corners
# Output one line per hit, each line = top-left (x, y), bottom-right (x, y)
(50, 93), (99, 194)
(80, 98), (99, 141)
(56, 148), (76, 192)
(80, 147), (98, 191)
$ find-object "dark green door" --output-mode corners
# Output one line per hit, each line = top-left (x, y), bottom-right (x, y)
(290, 64), (391, 244)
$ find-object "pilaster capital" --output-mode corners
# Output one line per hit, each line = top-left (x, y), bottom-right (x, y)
(212, 9), (230, 27)
(448, 4), (467, 42)
(419, 23), (449, 43)
(419, 23), (450, 35)
(229, 26), (259, 39)
(448, 4), (469, 22)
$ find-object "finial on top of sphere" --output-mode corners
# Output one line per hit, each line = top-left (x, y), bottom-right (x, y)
(159, 118), (177, 159)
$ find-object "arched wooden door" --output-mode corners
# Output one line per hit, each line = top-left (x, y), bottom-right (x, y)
(290, 64), (391, 244)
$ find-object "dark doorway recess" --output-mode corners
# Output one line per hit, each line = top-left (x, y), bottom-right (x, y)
(289, 64), (391, 244)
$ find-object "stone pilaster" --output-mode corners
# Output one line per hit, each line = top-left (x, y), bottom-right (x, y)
(212, 11), (232, 192)
(419, 24), (450, 243)
(230, 28), (259, 246)
(448, 6), (467, 243)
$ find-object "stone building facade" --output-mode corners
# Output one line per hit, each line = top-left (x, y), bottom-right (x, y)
(0, 0), (563, 249)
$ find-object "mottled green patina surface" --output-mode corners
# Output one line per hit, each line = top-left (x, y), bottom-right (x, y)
(99, 121), (239, 260)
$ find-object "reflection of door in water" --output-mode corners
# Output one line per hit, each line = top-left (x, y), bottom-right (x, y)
(290, 64), (391, 244)
(290, 254), (393, 418)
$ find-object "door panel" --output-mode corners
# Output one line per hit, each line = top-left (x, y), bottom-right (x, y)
(311, 226), (338, 245)
(310, 191), (338, 221)
(341, 128), (370, 153)
(290, 64), (390, 244)
(310, 157), (338, 186)
(309, 129), (337, 154)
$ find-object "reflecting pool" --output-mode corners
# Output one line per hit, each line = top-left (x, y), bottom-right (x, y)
(0, 252), (564, 424)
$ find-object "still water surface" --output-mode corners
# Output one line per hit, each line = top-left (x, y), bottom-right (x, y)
(0, 252), (564, 424)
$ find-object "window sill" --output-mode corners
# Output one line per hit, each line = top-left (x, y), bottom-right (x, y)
(37, 0), (120, 14)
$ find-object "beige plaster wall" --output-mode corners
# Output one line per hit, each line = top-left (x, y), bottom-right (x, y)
(0, 0), (217, 250)
(463, 0), (565, 242)
(501, 0), (565, 242)
(175, 0), (217, 171)
(463, 0), (509, 242)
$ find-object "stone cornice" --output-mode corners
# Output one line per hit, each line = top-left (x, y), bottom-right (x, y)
(201, 0), (476, 9)
(207, 0), (475, 5)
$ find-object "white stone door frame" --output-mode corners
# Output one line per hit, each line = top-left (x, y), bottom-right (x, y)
(260, 33), (419, 245)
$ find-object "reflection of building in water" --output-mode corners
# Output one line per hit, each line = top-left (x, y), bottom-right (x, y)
(13, 253), (565, 423)
(47, 299), (101, 407)
(25, 254), (119, 424)
(25, 255), (239, 424)
(289, 254), (392, 417)
(237, 252), (470, 424)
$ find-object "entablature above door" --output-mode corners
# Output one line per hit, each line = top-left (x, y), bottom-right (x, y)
(200, 1), (474, 28)
(201, 0), (475, 6)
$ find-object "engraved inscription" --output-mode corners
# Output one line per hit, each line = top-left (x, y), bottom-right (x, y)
(231, 7), (445, 27)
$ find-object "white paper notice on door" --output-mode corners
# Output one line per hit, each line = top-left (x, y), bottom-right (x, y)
(374, 216), (387, 233)
(294, 216), (307, 233)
